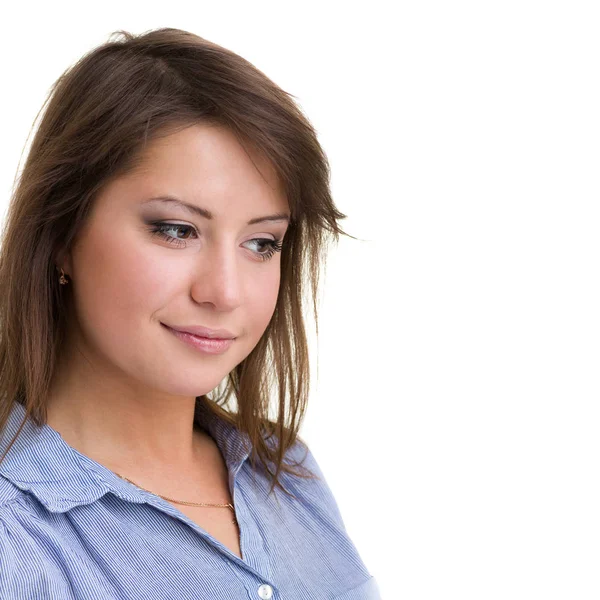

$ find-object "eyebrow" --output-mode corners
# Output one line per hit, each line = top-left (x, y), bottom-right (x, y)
(142, 195), (291, 225)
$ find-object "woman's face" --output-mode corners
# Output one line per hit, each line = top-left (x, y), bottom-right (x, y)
(61, 123), (290, 398)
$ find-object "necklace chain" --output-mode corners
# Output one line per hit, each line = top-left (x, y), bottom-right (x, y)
(113, 472), (237, 525)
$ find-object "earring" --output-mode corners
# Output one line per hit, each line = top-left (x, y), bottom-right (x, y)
(59, 268), (69, 285)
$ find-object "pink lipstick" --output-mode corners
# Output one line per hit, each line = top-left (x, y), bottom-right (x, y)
(162, 323), (235, 355)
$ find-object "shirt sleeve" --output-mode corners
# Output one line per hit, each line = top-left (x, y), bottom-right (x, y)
(286, 440), (383, 598)
(0, 516), (17, 596)
(0, 503), (76, 600)
(0, 508), (34, 598)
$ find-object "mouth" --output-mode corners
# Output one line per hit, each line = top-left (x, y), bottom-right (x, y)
(161, 323), (235, 355)
(160, 323), (236, 340)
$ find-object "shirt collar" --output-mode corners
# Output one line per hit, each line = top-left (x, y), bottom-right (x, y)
(0, 400), (252, 513)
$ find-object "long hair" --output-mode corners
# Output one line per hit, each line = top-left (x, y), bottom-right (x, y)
(0, 28), (354, 499)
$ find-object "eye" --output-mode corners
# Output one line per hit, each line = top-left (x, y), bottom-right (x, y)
(243, 238), (284, 261)
(148, 222), (197, 248)
(147, 221), (284, 261)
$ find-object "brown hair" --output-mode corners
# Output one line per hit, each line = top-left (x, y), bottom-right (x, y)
(0, 28), (354, 499)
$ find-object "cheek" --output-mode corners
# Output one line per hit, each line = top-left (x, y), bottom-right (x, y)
(71, 226), (170, 346)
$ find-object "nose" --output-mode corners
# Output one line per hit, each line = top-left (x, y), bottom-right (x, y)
(190, 240), (243, 312)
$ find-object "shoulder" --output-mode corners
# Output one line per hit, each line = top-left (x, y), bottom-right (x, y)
(270, 436), (378, 591)
(253, 422), (350, 531)
(277, 435), (349, 530)
(283, 434), (332, 487)
(0, 487), (75, 598)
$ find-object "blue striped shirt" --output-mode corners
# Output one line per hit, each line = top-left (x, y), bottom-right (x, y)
(0, 400), (380, 599)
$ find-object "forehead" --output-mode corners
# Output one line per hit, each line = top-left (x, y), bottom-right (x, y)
(122, 123), (287, 210)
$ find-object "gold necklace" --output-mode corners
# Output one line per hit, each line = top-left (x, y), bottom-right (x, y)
(113, 471), (238, 525)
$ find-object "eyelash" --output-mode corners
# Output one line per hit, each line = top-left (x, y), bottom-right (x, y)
(147, 221), (284, 261)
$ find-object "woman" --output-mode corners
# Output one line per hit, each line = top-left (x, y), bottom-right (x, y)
(0, 28), (381, 599)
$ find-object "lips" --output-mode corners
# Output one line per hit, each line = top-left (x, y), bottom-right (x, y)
(162, 323), (235, 355)
(161, 323), (236, 340)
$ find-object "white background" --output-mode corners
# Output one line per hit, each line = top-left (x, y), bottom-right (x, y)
(1, 2), (599, 598)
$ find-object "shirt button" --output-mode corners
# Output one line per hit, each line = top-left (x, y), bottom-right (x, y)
(257, 583), (273, 599)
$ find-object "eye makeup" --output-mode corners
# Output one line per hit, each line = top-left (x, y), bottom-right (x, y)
(146, 220), (284, 261)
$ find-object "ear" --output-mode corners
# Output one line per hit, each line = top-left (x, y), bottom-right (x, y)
(54, 245), (73, 276)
